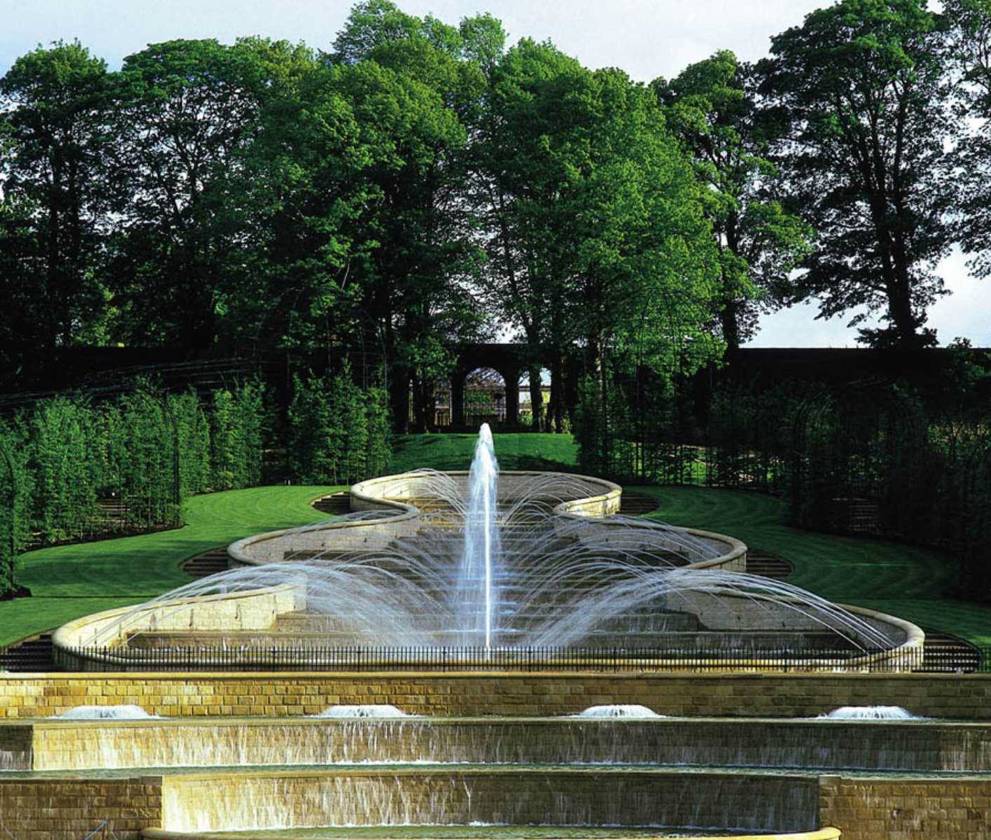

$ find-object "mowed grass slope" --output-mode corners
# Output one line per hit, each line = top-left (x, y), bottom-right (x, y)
(0, 485), (336, 647)
(637, 485), (991, 646)
(392, 433), (578, 473)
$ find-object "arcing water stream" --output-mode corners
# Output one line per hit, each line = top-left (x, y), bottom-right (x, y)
(86, 424), (901, 656)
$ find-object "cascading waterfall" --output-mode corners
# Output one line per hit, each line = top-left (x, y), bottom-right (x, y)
(459, 422), (502, 648)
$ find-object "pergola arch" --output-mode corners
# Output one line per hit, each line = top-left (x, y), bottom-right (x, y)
(450, 343), (554, 428)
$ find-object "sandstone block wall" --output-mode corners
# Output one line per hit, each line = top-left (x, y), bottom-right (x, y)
(819, 776), (991, 840)
(1, 672), (990, 719)
(0, 776), (161, 839)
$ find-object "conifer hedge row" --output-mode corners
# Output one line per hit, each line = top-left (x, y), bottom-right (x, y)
(0, 382), (269, 594)
(288, 365), (392, 485)
(0, 373), (394, 595)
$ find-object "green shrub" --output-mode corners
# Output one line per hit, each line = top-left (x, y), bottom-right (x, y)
(118, 385), (179, 529)
(288, 367), (392, 485)
(169, 390), (212, 496)
(211, 381), (265, 491)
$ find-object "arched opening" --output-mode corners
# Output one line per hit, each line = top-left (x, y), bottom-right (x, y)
(463, 367), (507, 428)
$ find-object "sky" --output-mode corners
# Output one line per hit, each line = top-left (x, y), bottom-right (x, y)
(1, 0), (986, 347)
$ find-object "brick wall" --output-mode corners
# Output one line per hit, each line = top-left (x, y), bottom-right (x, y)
(0, 776), (161, 839)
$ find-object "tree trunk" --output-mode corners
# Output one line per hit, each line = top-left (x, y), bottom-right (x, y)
(527, 364), (543, 431)
(720, 300), (741, 353)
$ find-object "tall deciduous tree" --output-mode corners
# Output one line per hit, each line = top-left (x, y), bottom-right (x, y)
(105, 39), (267, 350)
(0, 42), (111, 358)
(476, 40), (721, 432)
(655, 51), (811, 351)
(944, 0), (991, 277)
(330, 1), (488, 430)
(760, 0), (954, 347)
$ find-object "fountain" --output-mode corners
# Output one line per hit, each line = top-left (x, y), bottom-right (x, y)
(314, 704), (411, 718)
(52, 424), (920, 669)
(818, 706), (923, 721)
(575, 705), (664, 718)
(54, 704), (159, 720)
(7, 427), (984, 840)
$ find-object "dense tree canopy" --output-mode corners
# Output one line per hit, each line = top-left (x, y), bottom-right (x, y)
(655, 51), (811, 351)
(1, 0), (987, 413)
(760, 0), (954, 347)
(944, 0), (991, 277)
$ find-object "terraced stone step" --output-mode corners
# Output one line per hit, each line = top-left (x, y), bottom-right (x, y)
(619, 492), (661, 516)
(312, 494), (351, 516)
(144, 828), (782, 839)
(183, 548), (230, 578)
(19, 718), (987, 775)
(745, 553), (793, 581)
(0, 633), (56, 673)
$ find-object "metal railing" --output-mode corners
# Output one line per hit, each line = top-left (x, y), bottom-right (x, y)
(39, 643), (987, 674)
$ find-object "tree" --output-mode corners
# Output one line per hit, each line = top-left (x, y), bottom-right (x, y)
(944, 0), (991, 277)
(471, 39), (582, 430)
(0, 42), (112, 359)
(655, 51), (811, 350)
(105, 39), (268, 350)
(330, 2), (488, 430)
(760, 0), (954, 347)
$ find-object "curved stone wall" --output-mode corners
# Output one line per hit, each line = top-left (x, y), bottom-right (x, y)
(227, 470), (747, 569)
(49, 468), (925, 671)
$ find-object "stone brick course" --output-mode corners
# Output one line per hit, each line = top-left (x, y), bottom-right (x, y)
(0, 776), (161, 839)
(1, 672), (990, 719)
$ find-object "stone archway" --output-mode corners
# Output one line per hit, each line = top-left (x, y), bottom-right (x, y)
(447, 343), (575, 430)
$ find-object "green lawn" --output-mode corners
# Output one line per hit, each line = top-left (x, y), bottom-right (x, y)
(0, 484), (336, 647)
(3, 432), (989, 649)
(392, 432), (578, 473)
(637, 485), (991, 646)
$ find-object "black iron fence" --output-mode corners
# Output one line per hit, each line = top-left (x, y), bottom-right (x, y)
(37, 643), (986, 674)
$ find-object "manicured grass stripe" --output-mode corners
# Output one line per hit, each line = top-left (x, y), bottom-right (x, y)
(392, 433), (578, 473)
(0, 485), (337, 647)
(635, 485), (991, 645)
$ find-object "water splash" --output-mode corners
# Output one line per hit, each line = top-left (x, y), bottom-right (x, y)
(89, 426), (905, 657)
(574, 705), (664, 719)
(313, 705), (410, 718)
(55, 704), (160, 720)
(818, 706), (923, 720)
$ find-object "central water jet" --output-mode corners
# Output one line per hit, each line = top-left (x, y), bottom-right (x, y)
(460, 422), (502, 648)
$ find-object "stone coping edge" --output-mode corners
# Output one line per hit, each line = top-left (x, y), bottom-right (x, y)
(141, 830), (842, 840)
(1, 669), (982, 681)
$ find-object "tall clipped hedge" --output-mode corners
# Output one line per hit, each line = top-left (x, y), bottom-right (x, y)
(3, 380), (272, 563)
(169, 390), (212, 496)
(29, 397), (102, 543)
(0, 424), (31, 594)
(117, 386), (180, 530)
(288, 367), (391, 485)
(211, 381), (264, 491)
